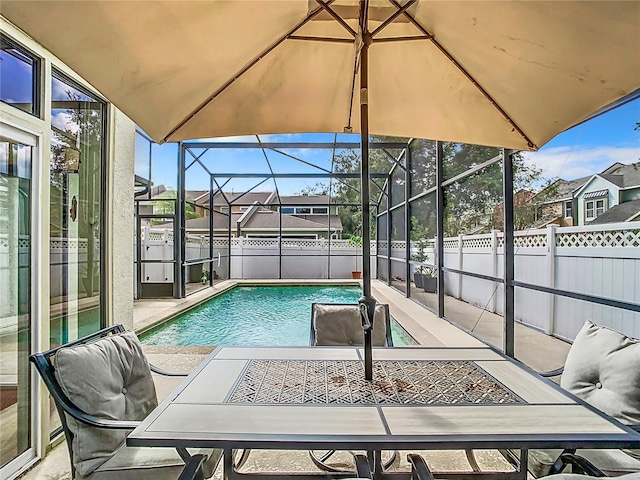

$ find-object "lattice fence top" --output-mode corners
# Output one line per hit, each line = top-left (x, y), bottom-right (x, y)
(227, 360), (523, 406)
(443, 239), (458, 249)
(514, 234), (547, 248)
(462, 237), (492, 249)
(557, 229), (640, 248)
(281, 239), (322, 248)
(49, 239), (91, 249)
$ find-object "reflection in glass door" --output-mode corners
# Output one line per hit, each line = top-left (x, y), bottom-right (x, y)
(48, 70), (105, 437)
(0, 133), (33, 474)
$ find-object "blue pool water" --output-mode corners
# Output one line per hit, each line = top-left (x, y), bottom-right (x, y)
(140, 285), (415, 347)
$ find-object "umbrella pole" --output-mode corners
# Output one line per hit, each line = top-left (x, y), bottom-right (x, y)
(358, 8), (375, 381)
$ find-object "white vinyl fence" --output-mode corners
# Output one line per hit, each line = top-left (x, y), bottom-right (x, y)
(138, 222), (640, 342)
(138, 229), (376, 282)
(437, 222), (640, 341)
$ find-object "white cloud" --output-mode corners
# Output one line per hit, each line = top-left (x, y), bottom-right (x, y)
(523, 145), (640, 181)
(51, 111), (78, 134)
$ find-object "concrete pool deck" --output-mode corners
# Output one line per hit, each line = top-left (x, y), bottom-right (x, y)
(20, 279), (570, 480)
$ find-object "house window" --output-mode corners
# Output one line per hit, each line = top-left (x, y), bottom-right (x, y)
(585, 198), (607, 220)
(563, 201), (572, 218)
(220, 206), (229, 214)
(239, 206), (249, 212)
(295, 207), (311, 214)
(280, 207), (294, 214)
(312, 207), (328, 215)
(0, 34), (40, 117)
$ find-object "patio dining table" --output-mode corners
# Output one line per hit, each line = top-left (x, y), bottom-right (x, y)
(128, 345), (640, 480)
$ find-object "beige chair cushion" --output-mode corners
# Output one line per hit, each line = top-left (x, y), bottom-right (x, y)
(561, 320), (640, 426)
(527, 321), (640, 478)
(313, 303), (390, 346)
(80, 446), (222, 480)
(527, 448), (564, 478)
(55, 331), (158, 477)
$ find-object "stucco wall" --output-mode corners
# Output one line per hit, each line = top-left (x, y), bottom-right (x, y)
(107, 109), (135, 329)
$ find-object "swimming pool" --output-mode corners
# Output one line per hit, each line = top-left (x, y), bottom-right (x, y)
(140, 285), (415, 347)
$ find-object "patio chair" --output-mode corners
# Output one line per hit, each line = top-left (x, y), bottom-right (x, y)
(497, 321), (640, 477)
(310, 302), (393, 347)
(30, 324), (222, 480)
(407, 454), (436, 480)
(309, 302), (396, 472)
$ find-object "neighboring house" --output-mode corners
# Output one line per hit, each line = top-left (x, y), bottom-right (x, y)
(531, 162), (640, 227)
(588, 198), (640, 225)
(155, 191), (343, 239)
(199, 191), (275, 216)
(531, 176), (590, 228)
(574, 162), (640, 225)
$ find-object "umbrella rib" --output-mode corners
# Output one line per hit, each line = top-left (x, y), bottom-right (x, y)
(315, 0), (357, 37)
(372, 36), (432, 43)
(346, 47), (359, 132)
(162, 2), (335, 143)
(370, 0), (418, 38)
(386, 0), (537, 150)
(289, 36), (353, 44)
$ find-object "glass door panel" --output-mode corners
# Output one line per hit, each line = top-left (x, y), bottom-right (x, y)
(49, 71), (104, 349)
(49, 71), (105, 436)
(0, 134), (33, 472)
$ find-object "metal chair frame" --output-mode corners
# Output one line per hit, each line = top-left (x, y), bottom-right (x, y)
(30, 324), (215, 480)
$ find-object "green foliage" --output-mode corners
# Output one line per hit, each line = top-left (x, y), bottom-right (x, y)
(410, 217), (433, 276)
(296, 136), (548, 236)
(149, 190), (199, 225)
(347, 234), (363, 271)
(347, 234), (363, 246)
(301, 136), (406, 236)
(201, 268), (211, 284)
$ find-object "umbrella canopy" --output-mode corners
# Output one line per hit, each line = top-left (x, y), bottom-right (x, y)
(5, 0), (638, 379)
(3, 0), (638, 150)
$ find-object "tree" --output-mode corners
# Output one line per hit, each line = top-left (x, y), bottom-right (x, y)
(320, 136), (406, 236)
(295, 137), (548, 237)
(149, 189), (199, 225)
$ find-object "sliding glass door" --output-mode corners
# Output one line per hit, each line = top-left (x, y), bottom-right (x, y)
(0, 126), (35, 477)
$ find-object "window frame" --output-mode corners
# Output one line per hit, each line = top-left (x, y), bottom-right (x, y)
(563, 200), (572, 218)
(0, 33), (41, 118)
(584, 196), (608, 220)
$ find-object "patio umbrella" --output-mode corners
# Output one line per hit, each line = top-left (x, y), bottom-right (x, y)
(4, 0), (639, 379)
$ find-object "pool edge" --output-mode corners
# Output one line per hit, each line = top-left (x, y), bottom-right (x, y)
(134, 280), (364, 338)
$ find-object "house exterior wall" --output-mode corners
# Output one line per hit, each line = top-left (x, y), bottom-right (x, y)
(106, 109), (135, 329)
(576, 176), (619, 225)
(0, 17), (135, 476)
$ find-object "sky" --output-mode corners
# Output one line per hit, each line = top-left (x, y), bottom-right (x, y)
(522, 97), (639, 183)
(140, 97), (639, 197)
